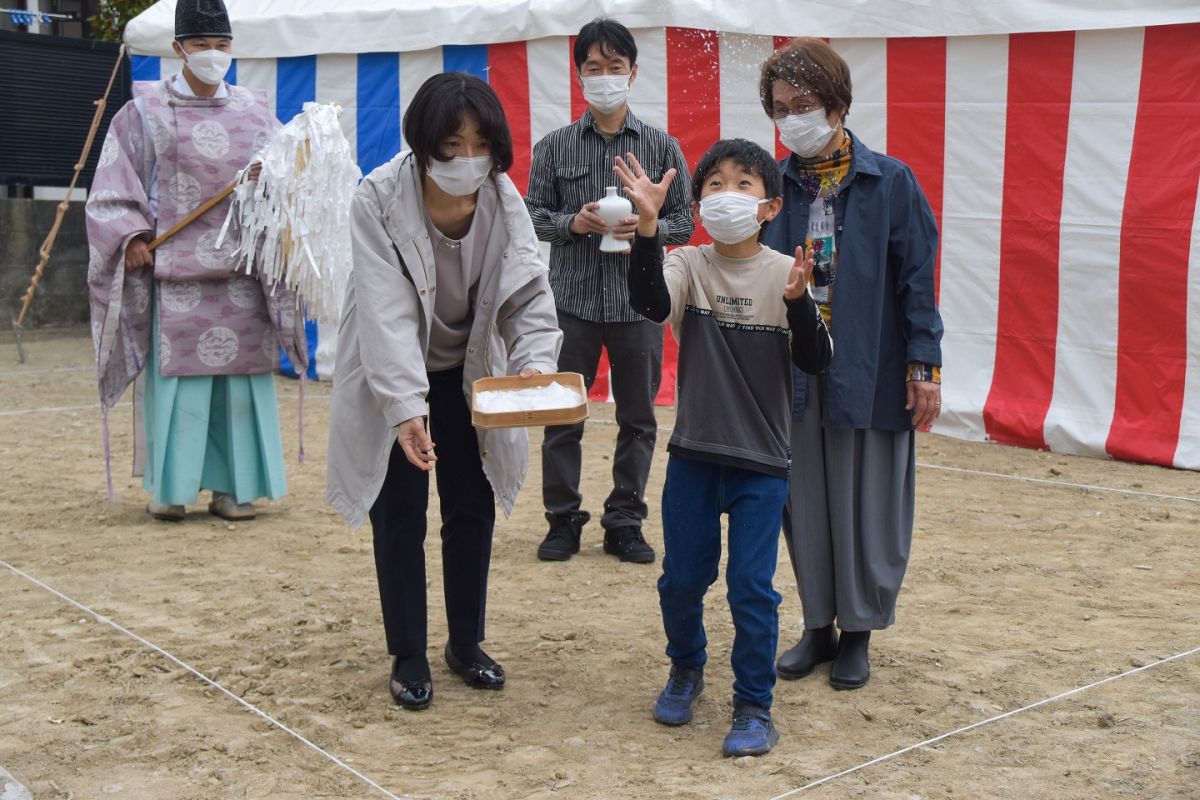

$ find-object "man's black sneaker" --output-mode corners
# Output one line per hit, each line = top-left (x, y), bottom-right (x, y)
(603, 526), (655, 563)
(537, 512), (589, 561)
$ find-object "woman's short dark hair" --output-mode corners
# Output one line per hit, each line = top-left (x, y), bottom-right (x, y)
(760, 38), (853, 121)
(573, 18), (638, 71)
(402, 72), (514, 175)
(691, 139), (782, 203)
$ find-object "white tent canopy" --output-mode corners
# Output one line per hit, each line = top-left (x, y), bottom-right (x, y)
(126, 0), (1200, 57)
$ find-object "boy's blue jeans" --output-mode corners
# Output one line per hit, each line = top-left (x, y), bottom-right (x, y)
(658, 454), (787, 709)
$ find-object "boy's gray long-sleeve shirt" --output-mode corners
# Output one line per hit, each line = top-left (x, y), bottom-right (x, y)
(628, 233), (833, 477)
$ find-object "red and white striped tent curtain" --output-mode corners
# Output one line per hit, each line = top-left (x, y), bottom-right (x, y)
(490, 25), (1200, 470)
(125, 4), (1200, 470)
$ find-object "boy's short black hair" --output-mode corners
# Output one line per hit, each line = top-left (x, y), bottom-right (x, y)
(690, 138), (782, 203)
(573, 18), (637, 71)
(402, 72), (514, 175)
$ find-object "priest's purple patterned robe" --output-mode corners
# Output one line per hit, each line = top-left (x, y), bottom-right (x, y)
(86, 77), (306, 411)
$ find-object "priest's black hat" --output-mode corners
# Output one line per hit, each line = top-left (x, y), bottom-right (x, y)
(175, 0), (233, 39)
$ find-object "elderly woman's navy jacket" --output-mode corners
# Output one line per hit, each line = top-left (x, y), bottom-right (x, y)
(764, 130), (943, 432)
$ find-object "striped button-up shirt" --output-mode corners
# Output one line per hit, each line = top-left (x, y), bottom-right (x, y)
(525, 108), (694, 323)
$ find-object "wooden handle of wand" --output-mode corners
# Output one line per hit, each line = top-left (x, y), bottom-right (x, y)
(148, 179), (238, 251)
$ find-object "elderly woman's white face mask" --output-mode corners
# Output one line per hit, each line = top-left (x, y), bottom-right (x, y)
(776, 108), (839, 158)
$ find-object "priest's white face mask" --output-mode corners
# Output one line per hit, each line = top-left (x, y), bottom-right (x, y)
(174, 37), (233, 85)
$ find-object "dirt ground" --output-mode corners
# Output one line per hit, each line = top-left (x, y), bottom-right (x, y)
(1, 331), (1197, 800)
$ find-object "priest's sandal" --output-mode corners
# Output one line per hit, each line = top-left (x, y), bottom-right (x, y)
(209, 492), (256, 521)
(147, 502), (186, 522)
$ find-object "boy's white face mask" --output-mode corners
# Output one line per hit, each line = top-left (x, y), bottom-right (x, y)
(776, 108), (839, 158)
(184, 48), (233, 85)
(698, 192), (768, 245)
(581, 74), (631, 115)
(427, 155), (493, 196)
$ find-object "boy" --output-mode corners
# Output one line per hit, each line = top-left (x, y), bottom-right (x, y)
(614, 139), (832, 756)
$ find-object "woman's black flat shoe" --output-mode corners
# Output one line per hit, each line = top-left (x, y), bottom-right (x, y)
(444, 643), (505, 690)
(390, 677), (432, 710)
(390, 656), (433, 710)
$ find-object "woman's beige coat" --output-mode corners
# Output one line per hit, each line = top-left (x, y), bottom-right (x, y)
(326, 153), (562, 529)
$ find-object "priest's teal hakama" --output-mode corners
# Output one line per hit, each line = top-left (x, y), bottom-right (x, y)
(141, 302), (288, 507)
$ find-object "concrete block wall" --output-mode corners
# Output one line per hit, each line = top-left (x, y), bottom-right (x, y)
(0, 198), (90, 327)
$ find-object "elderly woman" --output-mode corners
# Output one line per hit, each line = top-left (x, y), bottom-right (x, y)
(760, 39), (943, 690)
(326, 73), (562, 710)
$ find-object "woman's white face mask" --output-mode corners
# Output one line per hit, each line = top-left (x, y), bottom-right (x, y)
(183, 48), (233, 85)
(427, 155), (493, 196)
(698, 191), (768, 245)
(581, 74), (631, 115)
(776, 108), (839, 158)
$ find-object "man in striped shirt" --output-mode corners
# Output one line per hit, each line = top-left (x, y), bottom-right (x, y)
(525, 17), (694, 564)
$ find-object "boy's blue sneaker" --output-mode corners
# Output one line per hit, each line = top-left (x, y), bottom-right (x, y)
(721, 702), (779, 757)
(653, 665), (704, 725)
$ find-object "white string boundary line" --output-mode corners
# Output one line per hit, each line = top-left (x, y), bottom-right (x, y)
(0, 392), (328, 417)
(915, 462), (1200, 504)
(0, 365), (93, 377)
(583, 418), (1200, 504)
(0, 558), (416, 800)
(767, 643), (1200, 800)
(0, 402), (128, 418)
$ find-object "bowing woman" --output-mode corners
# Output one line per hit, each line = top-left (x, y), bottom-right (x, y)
(326, 73), (562, 710)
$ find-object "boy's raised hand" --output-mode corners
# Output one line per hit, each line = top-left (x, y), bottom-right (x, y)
(613, 152), (676, 235)
(784, 245), (814, 301)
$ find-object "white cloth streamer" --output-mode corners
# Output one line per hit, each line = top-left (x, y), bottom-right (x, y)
(219, 102), (361, 323)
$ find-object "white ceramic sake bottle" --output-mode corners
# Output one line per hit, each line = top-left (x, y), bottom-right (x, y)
(595, 186), (633, 253)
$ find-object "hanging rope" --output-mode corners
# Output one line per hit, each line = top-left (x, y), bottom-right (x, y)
(13, 43), (128, 354)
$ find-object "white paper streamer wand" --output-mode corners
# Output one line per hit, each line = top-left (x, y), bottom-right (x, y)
(219, 102), (362, 324)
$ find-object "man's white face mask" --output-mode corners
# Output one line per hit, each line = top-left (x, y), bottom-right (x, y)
(581, 74), (631, 115)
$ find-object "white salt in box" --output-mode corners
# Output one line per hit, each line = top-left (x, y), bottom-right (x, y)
(471, 372), (589, 429)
